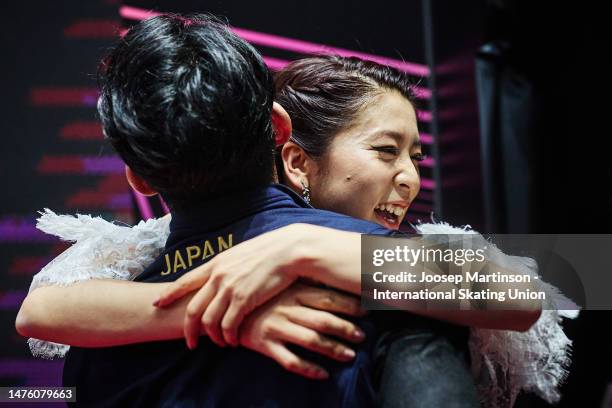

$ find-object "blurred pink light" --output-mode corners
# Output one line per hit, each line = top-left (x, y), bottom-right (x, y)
(119, 6), (430, 77)
(60, 121), (103, 140)
(30, 87), (98, 107)
(417, 110), (432, 122)
(263, 56), (290, 71)
(133, 190), (154, 220)
(420, 133), (433, 144)
(420, 178), (436, 190)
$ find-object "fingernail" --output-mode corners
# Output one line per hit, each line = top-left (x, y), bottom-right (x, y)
(353, 329), (365, 340)
(343, 349), (356, 359)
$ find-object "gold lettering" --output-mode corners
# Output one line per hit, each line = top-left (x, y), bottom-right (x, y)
(218, 234), (233, 252)
(161, 253), (172, 275)
(185, 246), (201, 267)
(202, 240), (215, 260)
(173, 251), (187, 273)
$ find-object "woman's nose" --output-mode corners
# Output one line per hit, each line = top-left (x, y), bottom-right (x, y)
(394, 160), (420, 198)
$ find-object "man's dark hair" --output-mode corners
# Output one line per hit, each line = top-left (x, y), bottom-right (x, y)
(98, 14), (275, 209)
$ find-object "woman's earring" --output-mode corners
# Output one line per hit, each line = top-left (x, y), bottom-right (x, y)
(300, 180), (311, 204)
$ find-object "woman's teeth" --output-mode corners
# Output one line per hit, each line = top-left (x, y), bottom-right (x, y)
(375, 204), (405, 218)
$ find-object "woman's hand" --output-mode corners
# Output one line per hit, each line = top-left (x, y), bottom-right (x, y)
(155, 224), (318, 349)
(154, 223), (365, 348)
(239, 283), (366, 380)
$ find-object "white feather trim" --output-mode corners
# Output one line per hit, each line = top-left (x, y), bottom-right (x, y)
(414, 221), (579, 407)
(27, 210), (170, 359)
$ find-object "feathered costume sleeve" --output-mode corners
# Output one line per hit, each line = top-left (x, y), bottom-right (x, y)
(26, 209), (170, 359)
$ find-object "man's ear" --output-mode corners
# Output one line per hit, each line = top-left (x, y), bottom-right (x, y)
(272, 102), (291, 146)
(125, 166), (158, 196)
(280, 141), (314, 192)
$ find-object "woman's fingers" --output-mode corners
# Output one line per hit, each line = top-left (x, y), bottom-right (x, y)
(201, 293), (231, 348)
(296, 285), (365, 317)
(287, 307), (365, 344)
(155, 266), (212, 308)
(183, 282), (217, 349)
(220, 298), (249, 347)
(272, 320), (356, 363)
(267, 342), (329, 380)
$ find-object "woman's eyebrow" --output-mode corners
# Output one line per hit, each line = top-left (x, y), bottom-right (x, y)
(376, 130), (421, 148)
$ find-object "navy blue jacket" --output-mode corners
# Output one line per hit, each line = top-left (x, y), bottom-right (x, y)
(63, 185), (403, 407)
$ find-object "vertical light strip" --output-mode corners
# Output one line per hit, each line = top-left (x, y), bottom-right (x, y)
(421, 0), (443, 218)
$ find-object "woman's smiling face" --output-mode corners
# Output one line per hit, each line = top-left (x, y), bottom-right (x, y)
(307, 90), (423, 230)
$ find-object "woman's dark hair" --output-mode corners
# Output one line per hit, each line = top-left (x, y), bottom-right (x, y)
(98, 14), (275, 209)
(274, 55), (415, 160)
(274, 55), (417, 166)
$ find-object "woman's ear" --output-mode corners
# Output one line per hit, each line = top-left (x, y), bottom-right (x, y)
(281, 141), (314, 192)
(125, 166), (158, 196)
(272, 102), (291, 146)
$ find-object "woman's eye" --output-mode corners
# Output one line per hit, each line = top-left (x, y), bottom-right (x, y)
(411, 153), (427, 162)
(372, 146), (400, 156)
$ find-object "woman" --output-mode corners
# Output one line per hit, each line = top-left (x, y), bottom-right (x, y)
(18, 55), (573, 408)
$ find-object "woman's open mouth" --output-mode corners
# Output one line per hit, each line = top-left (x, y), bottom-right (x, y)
(374, 203), (407, 230)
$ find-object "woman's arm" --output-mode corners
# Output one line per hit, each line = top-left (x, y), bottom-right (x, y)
(16, 280), (182, 346)
(292, 226), (543, 332)
(15, 279), (364, 379)
(23, 211), (365, 375)
(156, 223), (542, 346)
